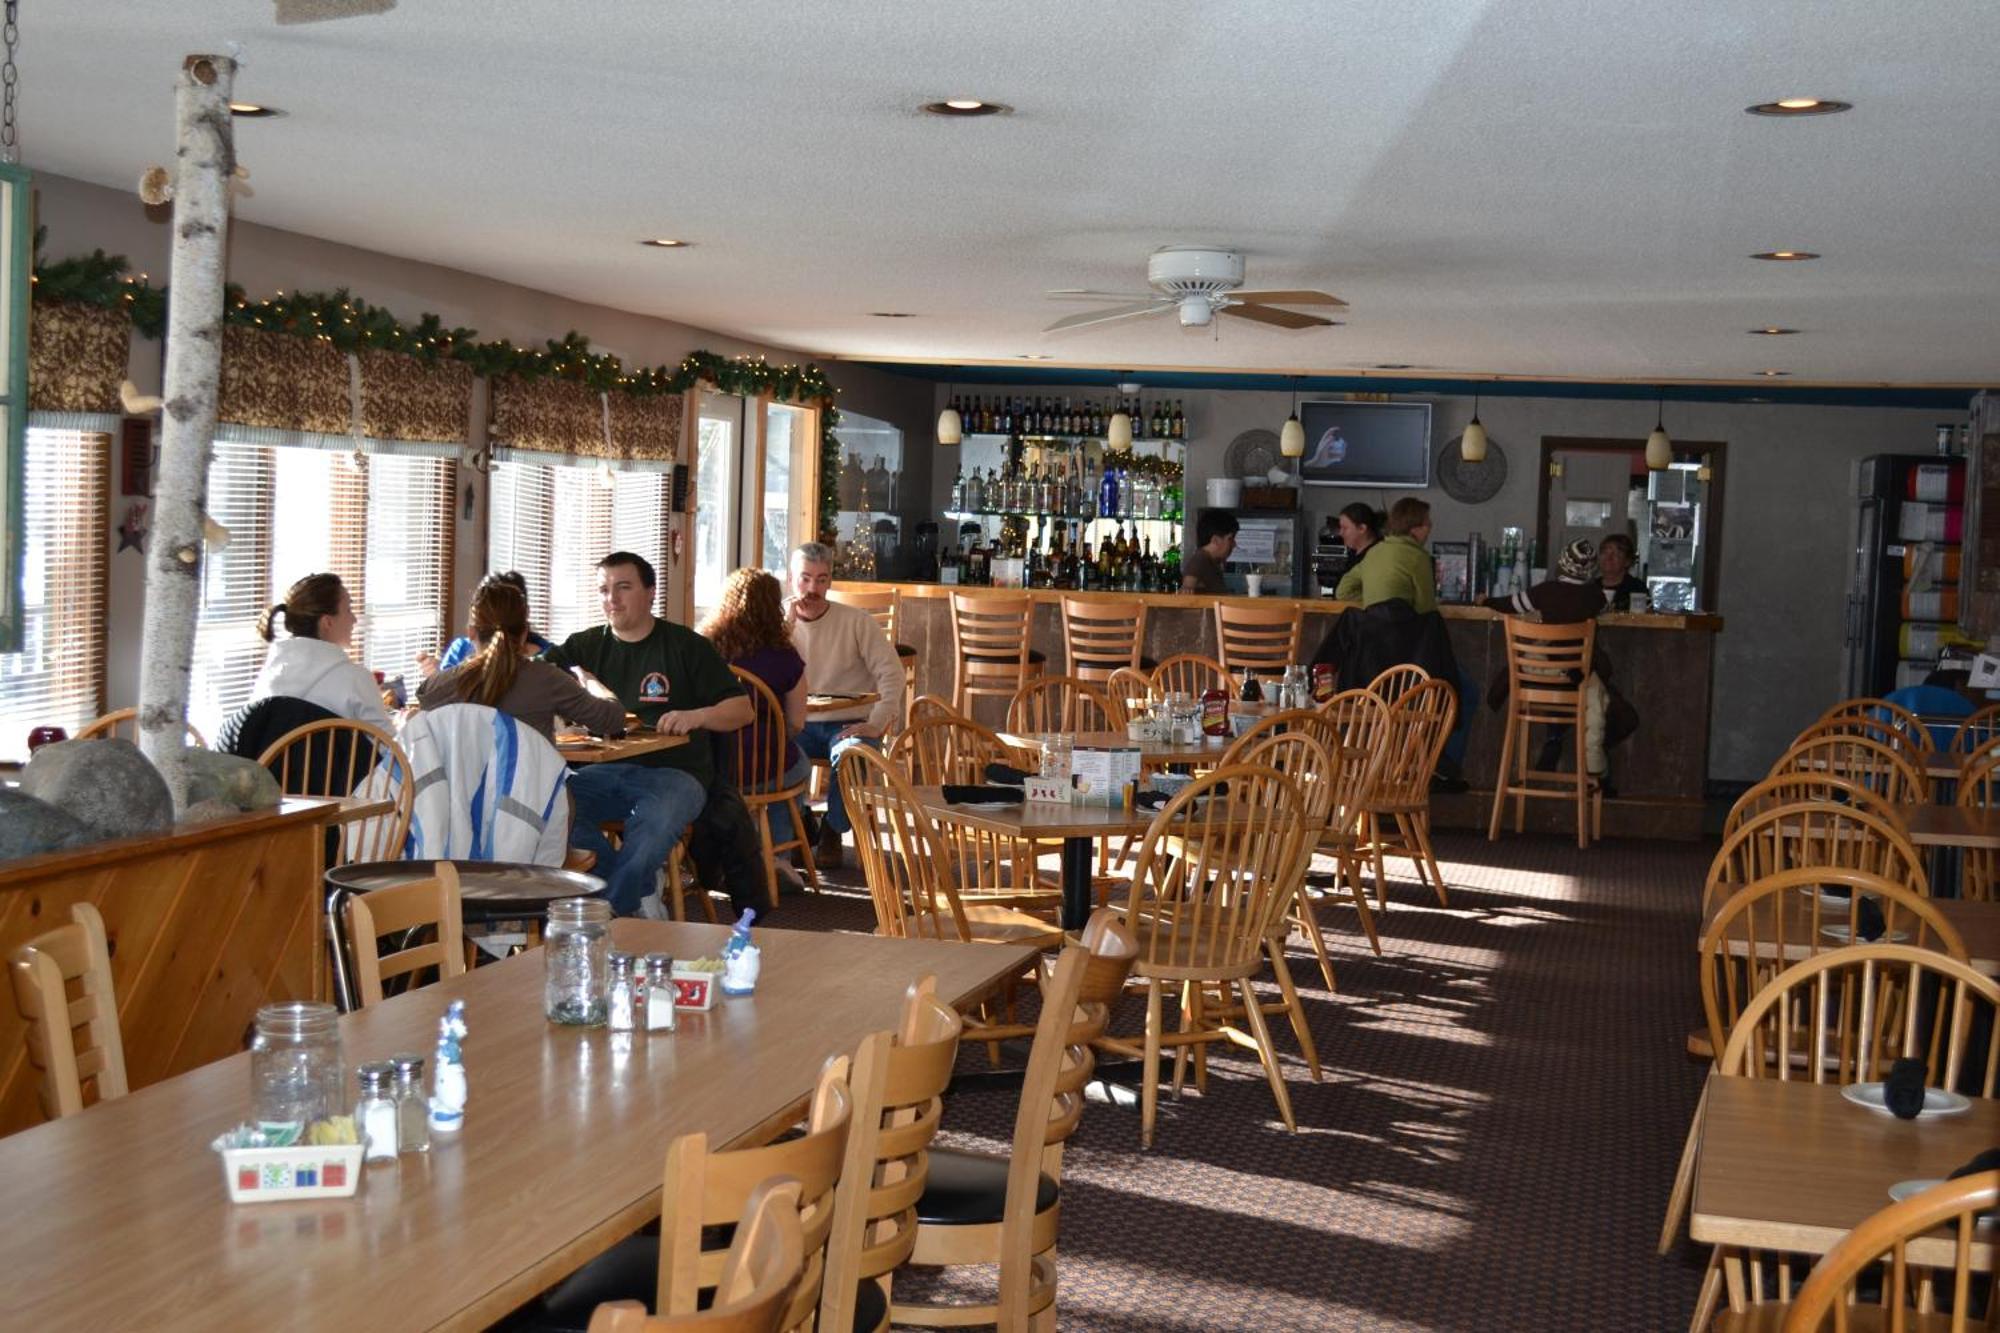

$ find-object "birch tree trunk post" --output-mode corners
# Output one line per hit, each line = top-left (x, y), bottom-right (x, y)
(138, 54), (236, 811)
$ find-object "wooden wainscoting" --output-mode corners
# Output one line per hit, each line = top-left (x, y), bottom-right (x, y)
(0, 800), (334, 1135)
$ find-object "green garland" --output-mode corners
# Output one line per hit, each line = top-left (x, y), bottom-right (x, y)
(32, 242), (844, 539)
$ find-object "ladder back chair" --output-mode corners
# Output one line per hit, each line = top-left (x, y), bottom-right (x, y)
(1101, 763), (1315, 1147)
(344, 862), (467, 1007)
(949, 592), (1043, 727)
(1005, 674), (1124, 737)
(1781, 1170), (2000, 1332)
(1488, 617), (1601, 848)
(1365, 663), (1431, 707)
(884, 717), (1051, 907)
(727, 666), (820, 908)
(74, 707), (207, 748)
(1722, 772), (1905, 838)
(1791, 715), (1934, 774)
(905, 693), (965, 729)
(1226, 726), (1348, 995)
(8, 902), (128, 1121)
(1362, 677), (1458, 908)
(1947, 702), (2000, 756)
(828, 586), (917, 716)
(1149, 652), (1230, 703)
(1059, 595), (1150, 684)
(1212, 601), (1302, 676)
(1773, 732), (1928, 808)
(818, 976), (964, 1333)
(1310, 688), (1393, 956)
(586, 1177), (808, 1333)
(1958, 733), (2000, 902)
(1817, 695), (1933, 751)
(258, 718), (415, 865)
(1700, 801), (1928, 916)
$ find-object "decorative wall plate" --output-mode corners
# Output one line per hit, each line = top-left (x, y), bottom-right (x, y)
(1436, 435), (1508, 504)
(1223, 429), (1281, 480)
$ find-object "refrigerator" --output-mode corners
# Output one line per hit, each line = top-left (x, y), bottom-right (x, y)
(1845, 454), (1968, 696)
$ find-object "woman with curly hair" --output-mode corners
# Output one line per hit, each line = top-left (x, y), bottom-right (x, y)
(698, 568), (809, 886)
(419, 578), (626, 744)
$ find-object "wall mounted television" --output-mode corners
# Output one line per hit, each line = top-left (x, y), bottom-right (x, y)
(1296, 400), (1433, 489)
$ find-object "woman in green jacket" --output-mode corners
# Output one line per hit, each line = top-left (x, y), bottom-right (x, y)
(1336, 496), (1436, 611)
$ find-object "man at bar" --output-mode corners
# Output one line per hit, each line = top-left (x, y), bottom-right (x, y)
(1181, 508), (1237, 593)
(787, 542), (905, 868)
(542, 551), (756, 916)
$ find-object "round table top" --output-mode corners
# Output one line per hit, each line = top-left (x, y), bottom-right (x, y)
(326, 859), (606, 906)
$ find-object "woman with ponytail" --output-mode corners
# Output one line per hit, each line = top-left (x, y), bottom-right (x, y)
(418, 577), (626, 743)
(248, 572), (393, 728)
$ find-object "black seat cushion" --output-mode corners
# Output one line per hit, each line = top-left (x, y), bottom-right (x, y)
(915, 1147), (1058, 1226)
(520, 1234), (658, 1332)
(965, 648), (1047, 665)
(852, 1276), (889, 1333)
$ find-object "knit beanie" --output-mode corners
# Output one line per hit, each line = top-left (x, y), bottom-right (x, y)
(1557, 537), (1596, 583)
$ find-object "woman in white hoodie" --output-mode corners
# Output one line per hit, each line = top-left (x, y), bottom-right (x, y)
(248, 572), (392, 729)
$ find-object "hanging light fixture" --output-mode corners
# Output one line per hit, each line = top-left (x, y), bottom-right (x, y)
(936, 381), (962, 446)
(1107, 374), (1134, 448)
(1462, 385), (1489, 462)
(1279, 377), (1305, 458)
(1645, 389), (1673, 470)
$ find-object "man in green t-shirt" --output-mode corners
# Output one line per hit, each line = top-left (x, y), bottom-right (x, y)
(543, 551), (754, 915)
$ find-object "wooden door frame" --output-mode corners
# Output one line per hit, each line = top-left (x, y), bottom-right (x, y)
(1535, 435), (1728, 612)
(672, 390), (823, 624)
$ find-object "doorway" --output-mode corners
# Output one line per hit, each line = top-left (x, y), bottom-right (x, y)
(1537, 437), (1726, 612)
(692, 391), (744, 620)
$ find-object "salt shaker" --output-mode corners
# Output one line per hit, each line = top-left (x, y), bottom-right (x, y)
(645, 953), (678, 1031)
(391, 1052), (429, 1154)
(606, 952), (638, 1032)
(356, 1061), (399, 1163)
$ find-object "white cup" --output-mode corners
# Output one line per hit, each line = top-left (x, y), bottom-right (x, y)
(1245, 573), (1264, 597)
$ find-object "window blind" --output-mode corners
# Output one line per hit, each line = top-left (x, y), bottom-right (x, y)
(363, 454), (455, 679)
(488, 460), (555, 637)
(488, 460), (673, 640)
(0, 429), (108, 762)
(192, 441), (280, 738)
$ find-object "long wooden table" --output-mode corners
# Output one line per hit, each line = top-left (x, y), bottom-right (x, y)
(1691, 1074), (2000, 1268)
(554, 730), (689, 764)
(1696, 894), (2000, 976)
(0, 920), (1037, 1332)
(1901, 804), (2000, 850)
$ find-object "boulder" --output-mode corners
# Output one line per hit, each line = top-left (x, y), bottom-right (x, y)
(184, 748), (282, 812)
(178, 797), (242, 826)
(0, 789), (96, 859)
(19, 737), (174, 840)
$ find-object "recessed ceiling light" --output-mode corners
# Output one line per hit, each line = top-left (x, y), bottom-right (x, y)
(1754, 369), (1791, 377)
(1746, 98), (1852, 117)
(1751, 250), (1819, 261)
(1750, 326), (1801, 335)
(922, 99), (1010, 117)
(639, 238), (692, 248)
(228, 102), (285, 118)
(870, 311), (915, 318)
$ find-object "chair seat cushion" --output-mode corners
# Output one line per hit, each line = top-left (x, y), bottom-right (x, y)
(525, 1233), (659, 1332)
(916, 1147), (1058, 1226)
(965, 649), (1048, 665)
(852, 1274), (890, 1332)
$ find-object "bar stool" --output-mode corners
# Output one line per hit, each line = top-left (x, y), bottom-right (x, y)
(827, 586), (917, 708)
(1488, 617), (1602, 848)
(1214, 601), (1301, 676)
(1060, 595), (1153, 684)
(950, 591), (1044, 725)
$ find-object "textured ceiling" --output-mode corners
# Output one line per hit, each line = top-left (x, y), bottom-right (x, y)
(25, 1), (2000, 384)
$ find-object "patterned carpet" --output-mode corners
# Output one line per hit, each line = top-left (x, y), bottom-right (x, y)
(771, 830), (1717, 1331)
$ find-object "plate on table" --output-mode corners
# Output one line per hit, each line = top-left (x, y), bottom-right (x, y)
(1842, 1082), (1972, 1118)
(1820, 923), (1907, 945)
(1887, 1179), (1998, 1222)
(555, 734), (605, 750)
(1796, 886), (1853, 910)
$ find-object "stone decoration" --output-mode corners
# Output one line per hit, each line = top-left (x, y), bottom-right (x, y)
(183, 748), (282, 812)
(19, 738), (175, 841)
(0, 790), (96, 860)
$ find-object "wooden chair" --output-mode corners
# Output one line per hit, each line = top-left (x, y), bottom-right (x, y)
(818, 976), (964, 1333)
(1365, 663), (1430, 706)
(1226, 720), (1349, 991)
(1722, 772), (1904, 837)
(1487, 617), (1600, 848)
(344, 862), (467, 1007)
(906, 693), (965, 728)
(1149, 652), (1229, 702)
(1779, 1170), (2000, 1332)
(1359, 678), (1457, 908)
(1060, 595), (1149, 684)
(587, 1177), (808, 1333)
(889, 715), (1021, 787)
(1309, 688), (1393, 956)
(1791, 716), (1934, 780)
(1005, 674), (1124, 736)
(1101, 763), (1315, 1147)
(727, 667), (820, 909)
(1213, 601), (1301, 677)
(892, 940), (1126, 1329)
(1704, 946), (2000, 1324)
(74, 706), (206, 748)
(542, 1057), (851, 1333)
(1947, 702), (2000, 756)
(1816, 695), (1934, 753)
(829, 586), (917, 716)
(1700, 801), (1928, 915)
(7, 902), (127, 1121)
(950, 592), (1043, 726)
(258, 718), (415, 865)
(1105, 665), (1157, 715)
(1959, 733), (2000, 902)
(1773, 732), (1928, 807)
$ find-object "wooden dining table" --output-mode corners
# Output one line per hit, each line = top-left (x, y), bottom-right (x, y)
(1697, 893), (2000, 976)
(1691, 1073), (2000, 1268)
(807, 691), (879, 715)
(0, 920), (1037, 1332)
(1901, 803), (2000, 850)
(554, 729), (689, 765)
(996, 727), (1240, 767)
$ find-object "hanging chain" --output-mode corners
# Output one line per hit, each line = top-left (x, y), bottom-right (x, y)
(1, 0), (19, 164)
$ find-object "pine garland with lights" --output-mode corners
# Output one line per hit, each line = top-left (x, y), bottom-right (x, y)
(31, 245), (844, 539)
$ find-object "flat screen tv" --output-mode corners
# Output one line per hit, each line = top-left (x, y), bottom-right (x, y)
(1296, 400), (1433, 489)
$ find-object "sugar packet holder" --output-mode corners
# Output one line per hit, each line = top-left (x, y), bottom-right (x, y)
(671, 956), (724, 1010)
(212, 1125), (364, 1203)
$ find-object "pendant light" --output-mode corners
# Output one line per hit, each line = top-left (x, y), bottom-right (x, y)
(1107, 375), (1134, 448)
(1279, 378), (1305, 458)
(936, 381), (962, 447)
(1461, 385), (1489, 462)
(1644, 389), (1672, 470)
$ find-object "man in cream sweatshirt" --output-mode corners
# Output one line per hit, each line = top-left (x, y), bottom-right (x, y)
(787, 543), (907, 866)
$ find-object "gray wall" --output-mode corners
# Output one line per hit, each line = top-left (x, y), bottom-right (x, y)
(925, 379), (1955, 782)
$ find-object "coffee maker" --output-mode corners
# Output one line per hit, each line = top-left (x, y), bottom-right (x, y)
(1312, 515), (1348, 597)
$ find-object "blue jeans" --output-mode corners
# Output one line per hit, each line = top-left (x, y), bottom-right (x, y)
(1443, 669), (1481, 772)
(565, 763), (707, 915)
(795, 722), (882, 834)
(754, 755), (814, 849)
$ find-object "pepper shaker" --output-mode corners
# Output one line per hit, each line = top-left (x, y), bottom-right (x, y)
(391, 1052), (430, 1154)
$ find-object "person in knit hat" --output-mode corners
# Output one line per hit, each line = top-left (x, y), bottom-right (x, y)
(1484, 536), (1613, 780)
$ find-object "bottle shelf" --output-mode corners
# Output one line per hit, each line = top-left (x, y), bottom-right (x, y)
(960, 432), (1186, 446)
(943, 510), (1180, 525)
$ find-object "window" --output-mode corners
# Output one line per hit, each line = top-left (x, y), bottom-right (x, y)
(0, 428), (108, 761)
(190, 442), (454, 737)
(488, 459), (670, 642)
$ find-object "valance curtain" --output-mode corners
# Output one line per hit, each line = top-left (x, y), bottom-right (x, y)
(216, 325), (471, 455)
(28, 299), (131, 414)
(488, 374), (682, 468)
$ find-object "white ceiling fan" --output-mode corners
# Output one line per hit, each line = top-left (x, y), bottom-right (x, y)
(273, 0), (397, 23)
(1045, 246), (1346, 334)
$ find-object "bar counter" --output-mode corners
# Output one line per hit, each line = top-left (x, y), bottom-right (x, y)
(847, 580), (1722, 839)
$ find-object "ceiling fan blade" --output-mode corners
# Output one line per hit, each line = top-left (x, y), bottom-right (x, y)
(1232, 289), (1349, 308)
(1046, 289), (1157, 301)
(1223, 304), (1339, 330)
(275, 0), (397, 21)
(1043, 302), (1173, 334)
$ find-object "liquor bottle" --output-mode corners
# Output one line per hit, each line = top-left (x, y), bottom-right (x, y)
(1098, 458), (1118, 518)
(1163, 544), (1181, 591)
(1117, 467), (1134, 520)
(939, 542), (960, 586)
(949, 465), (965, 515)
(1172, 400), (1186, 438)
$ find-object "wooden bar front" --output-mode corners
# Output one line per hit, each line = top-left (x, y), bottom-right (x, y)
(0, 800), (333, 1135)
(858, 581), (1721, 840)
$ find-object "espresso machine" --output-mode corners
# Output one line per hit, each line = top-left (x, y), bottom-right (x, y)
(1312, 515), (1348, 597)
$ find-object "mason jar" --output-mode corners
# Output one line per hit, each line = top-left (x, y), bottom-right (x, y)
(249, 1001), (345, 1128)
(545, 896), (613, 1026)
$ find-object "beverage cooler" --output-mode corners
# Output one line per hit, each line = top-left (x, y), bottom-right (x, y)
(1845, 455), (1970, 696)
